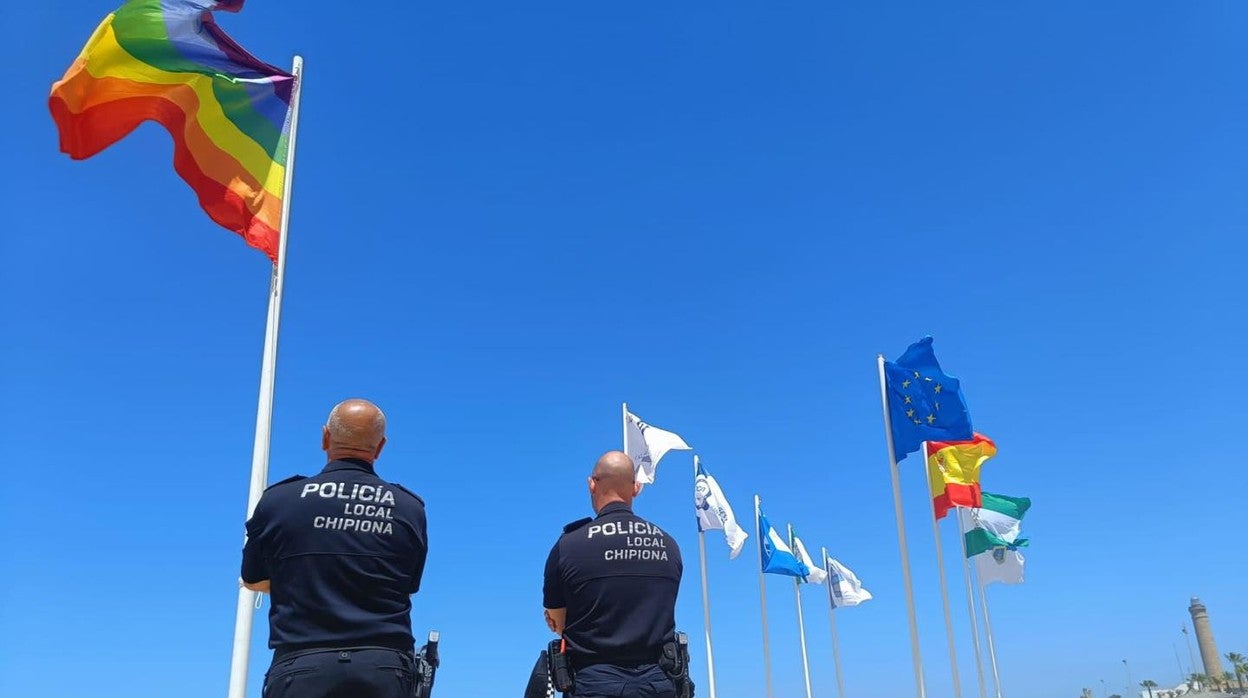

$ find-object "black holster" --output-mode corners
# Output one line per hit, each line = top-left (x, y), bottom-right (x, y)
(413, 630), (440, 698)
(546, 638), (575, 694)
(658, 632), (695, 698)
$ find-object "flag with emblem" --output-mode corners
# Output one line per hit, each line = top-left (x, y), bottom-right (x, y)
(694, 458), (749, 558)
(884, 337), (974, 460)
(625, 407), (691, 484)
(756, 503), (808, 578)
(963, 526), (1028, 586)
(959, 492), (1031, 586)
(790, 527), (827, 584)
(925, 433), (996, 519)
(824, 556), (873, 608)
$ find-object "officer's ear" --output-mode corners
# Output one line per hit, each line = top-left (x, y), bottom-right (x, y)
(374, 436), (387, 459)
(321, 426), (331, 452)
(632, 481), (641, 497)
(587, 476), (597, 496)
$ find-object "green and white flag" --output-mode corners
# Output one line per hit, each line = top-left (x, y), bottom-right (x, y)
(963, 527), (1028, 585)
(958, 491), (1031, 586)
(790, 527), (827, 584)
(962, 492), (1030, 543)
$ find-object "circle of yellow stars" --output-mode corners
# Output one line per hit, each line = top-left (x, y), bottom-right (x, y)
(901, 370), (944, 426)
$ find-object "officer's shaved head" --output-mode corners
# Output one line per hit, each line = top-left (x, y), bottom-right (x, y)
(588, 450), (640, 512)
(323, 399), (388, 463)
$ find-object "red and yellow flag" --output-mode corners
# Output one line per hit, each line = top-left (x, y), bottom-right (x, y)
(924, 433), (996, 519)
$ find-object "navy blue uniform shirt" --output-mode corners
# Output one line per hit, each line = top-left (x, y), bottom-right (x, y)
(543, 502), (682, 668)
(242, 458), (428, 654)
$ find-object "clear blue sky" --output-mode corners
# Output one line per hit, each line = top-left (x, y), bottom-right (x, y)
(2, 2), (1245, 697)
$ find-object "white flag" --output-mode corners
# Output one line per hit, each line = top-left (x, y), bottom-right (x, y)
(625, 409), (691, 484)
(791, 529), (827, 584)
(693, 458), (748, 559)
(825, 557), (873, 608)
(970, 546), (1025, 586)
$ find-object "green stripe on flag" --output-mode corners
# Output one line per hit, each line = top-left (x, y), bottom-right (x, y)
(981, 492), (1031, 521)
(964, 527), (1029, 558)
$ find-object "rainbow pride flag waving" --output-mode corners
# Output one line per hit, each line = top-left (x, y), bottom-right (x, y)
(49, 0), (295, 261)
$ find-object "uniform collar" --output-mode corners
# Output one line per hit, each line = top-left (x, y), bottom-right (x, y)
(596, 501), (633, 517)
(322, 458), (377, 475)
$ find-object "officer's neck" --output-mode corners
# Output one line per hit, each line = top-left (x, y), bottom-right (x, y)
(326, 448), (377, 466)
(594, 496), (633, 514)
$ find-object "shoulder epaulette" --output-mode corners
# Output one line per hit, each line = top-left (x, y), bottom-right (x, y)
(562, 517), (593, 534)
(265, 474), (307, 491)
(392, 483), (425, 505)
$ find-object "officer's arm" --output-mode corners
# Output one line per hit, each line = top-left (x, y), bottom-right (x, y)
(240, 496), (273, 591)
(541, 542), (566, 634)
(543, 608), (566, 634)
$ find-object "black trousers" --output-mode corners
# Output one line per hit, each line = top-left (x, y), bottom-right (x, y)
(264, 647), (416, 698)
(572, 664), (676, 698)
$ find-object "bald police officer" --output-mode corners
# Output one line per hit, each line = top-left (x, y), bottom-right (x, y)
(542, 451), (683, 698)
(242, 399), (429, 698)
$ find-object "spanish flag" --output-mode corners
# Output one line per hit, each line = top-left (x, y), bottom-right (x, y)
(925, 434), (996, 519)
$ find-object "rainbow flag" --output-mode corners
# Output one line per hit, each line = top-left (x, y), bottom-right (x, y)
(49, 0), (295, 261)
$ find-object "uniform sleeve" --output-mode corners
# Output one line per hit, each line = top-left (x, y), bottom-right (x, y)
(542, 540), (564, 609)
(240, 495), (272, 584)
(407, 503), (429, 594)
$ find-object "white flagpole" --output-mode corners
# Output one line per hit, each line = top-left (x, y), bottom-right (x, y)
(964, 512), (1003, 698)
(876, 354), (927, 698)
(923, 442), (963, 698)
(789, 525), (814, 698)
(695, 456), (718, 698)
(978, 581), (1002, 698)
(956, 510), (989, 698)
(226, 56), (304, 698)
(622, 402), (628, 450)
(756, 495), (773, 698)
(822, 547), (846, 698)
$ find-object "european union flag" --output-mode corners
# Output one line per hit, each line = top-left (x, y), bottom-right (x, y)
(885, 337), (973, 461)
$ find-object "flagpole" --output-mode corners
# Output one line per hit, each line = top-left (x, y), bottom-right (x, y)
(957, 510), (989, 698)
(876, 354), (927, 698)
(823, 547), (846, 698)
(226, 56), (304, 698)
(961, 513), (1003, 698)
(695, 456), (718, 698)
(923, 442), (963, 698)
(978, 580), (1002, 698)
(755, 495), (773, 698)
(789, 525), (814, 698)
(622, 402), (628, 450)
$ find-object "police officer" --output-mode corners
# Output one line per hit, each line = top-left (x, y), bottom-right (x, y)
(241, 398), (429, 698)
(542, 451), (683, 698)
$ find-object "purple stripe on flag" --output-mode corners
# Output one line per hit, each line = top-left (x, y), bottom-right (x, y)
(161, 0), (293, 128)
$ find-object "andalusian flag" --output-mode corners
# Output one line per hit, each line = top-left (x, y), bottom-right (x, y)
(789, 527), (827, 584)
(959, 492), (1031, 586)
(924, 434), (996, 519)
(961, 492), (1030, 543)
(50, 0), (295, 260)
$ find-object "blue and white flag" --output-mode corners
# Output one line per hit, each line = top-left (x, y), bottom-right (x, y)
(694, 458), (748, 559)
(756, 502), (808, 578)
(825, 556), (873, 608)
